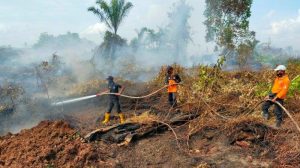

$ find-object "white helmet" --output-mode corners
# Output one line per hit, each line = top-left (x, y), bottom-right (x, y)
(274, 65), (287, 71)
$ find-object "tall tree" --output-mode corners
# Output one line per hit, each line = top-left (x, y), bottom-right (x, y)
(204, 0), (253, 48)
(88, 0), (133, 35)
(204, 0), (256, 67)
(88, 0), (133, 62)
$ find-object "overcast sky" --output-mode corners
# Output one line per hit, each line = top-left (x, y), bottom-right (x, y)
(1, 0), (300, 53)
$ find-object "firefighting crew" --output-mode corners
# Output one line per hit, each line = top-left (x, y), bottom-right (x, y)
(97, 65), (291, 128)
(165, 66), (181, 107)
(100, 76), (125, 124)
(262, 65), (290, 128)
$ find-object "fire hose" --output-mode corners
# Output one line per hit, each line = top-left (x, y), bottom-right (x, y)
(96, 84), (177, 99)
(268, 100), (300, 133)
(244, 99), (300, 133)
(51, 85), (300, 133)
(52, 84), (181, 106)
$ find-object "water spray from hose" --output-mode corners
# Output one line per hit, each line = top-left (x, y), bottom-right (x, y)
(52, 95), (98, 106)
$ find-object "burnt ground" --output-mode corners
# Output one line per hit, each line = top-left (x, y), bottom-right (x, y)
(0, 91), (299, 168)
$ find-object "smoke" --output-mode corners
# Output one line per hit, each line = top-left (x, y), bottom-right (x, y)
(0, 31), (100, 135)
(91, 0), (198, 81)
(2, 0), (300, 135)
(0, 0), (217, 134)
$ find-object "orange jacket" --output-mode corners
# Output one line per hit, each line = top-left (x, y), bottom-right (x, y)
(168, 79), (178, 93)
(271, 75), (290, 99)
(166, 74), (181, 93)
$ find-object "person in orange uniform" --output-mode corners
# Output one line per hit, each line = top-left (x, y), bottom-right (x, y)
(165, 66), (181, 107)
(262, 65), (290, 127)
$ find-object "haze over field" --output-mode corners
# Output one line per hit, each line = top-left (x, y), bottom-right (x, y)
(1, 0), (300, 52)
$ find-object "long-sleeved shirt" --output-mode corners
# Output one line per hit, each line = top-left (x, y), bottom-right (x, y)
(271, 75), (290, 99)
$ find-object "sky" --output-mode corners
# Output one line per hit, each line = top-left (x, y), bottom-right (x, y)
(1, 0), (300, 53)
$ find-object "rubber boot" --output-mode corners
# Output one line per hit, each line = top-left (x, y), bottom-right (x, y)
(102, 112), (110, 124)
(119, 113), (125, 124)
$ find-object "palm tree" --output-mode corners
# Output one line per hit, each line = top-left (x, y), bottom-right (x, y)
(88, 0), (133, 35)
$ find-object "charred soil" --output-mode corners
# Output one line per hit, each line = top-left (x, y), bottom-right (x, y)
(0, 67), (300, 168)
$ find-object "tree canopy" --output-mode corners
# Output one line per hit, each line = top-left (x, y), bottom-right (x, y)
(204, 0), (253, 48)
(88, 0), (133, 35)
(204, 0), (256, 67)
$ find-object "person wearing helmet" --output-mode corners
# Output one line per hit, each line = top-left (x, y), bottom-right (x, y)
(100, 76), (125, 124)
(262, 65), (290, 127)
(165, 66), (181, 107)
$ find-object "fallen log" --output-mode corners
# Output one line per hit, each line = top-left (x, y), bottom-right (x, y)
(84, 113), (199, 144)
(84, 123), (140, 143)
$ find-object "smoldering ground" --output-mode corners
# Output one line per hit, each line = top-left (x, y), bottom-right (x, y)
(1, 0), (299, 136)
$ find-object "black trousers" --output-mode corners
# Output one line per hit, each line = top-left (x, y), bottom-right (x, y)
(107, 97), (121, 113)
(168, 92), (177, 107)
(262, 98), (284, 122)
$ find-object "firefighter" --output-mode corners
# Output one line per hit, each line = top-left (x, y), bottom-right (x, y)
(262, 65), (290, 127)
(165, 66), (181, 107)
(100, 76), (125, 124)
